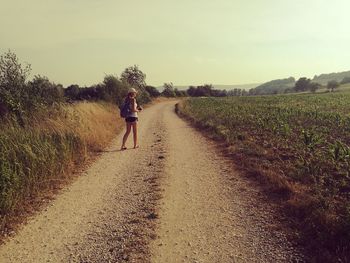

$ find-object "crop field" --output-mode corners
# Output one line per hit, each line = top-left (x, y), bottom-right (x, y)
(178, 92), (350, 259)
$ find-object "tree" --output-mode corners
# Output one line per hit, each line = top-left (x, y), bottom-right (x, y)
(248, 88), (257, 96)
(102, 75), (129, 104)
(309, 82), (321, 93)
(197, 84), (213, 97)
(78, 85), (99, 101)
(294, 77), (311, 92)
(120, 65), (151, 104)
(65, 84), (80, 100)
(187, 86), (196, 96)
(0, 50), (31, 92)
(120, 65), (146, 89)
(27, 75), (64, 108)
(232, 88), (238, 96)
(162, 82), (176, 97)
(327, 80), (339, 92)
(186, 84), (214, 97)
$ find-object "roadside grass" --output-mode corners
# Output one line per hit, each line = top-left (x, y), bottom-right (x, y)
(176, 94), (350, 262)
(0, 102), (123, 234)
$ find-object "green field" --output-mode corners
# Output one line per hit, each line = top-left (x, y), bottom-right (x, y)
(178, 92), (350, 260)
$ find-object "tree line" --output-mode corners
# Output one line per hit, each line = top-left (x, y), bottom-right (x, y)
(0, 51), (179, 124)
(169, 77), (346, 98)
(290, 77), (340, 93)
(0, 49), (239, 120)
(2, 50), (346, 122)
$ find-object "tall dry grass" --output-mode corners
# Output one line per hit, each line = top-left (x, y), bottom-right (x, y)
(0, 102), (123, 231)
(37, 102), (123, 151)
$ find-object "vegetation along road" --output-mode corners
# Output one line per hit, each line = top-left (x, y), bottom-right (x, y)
(0, 101), (306, 262)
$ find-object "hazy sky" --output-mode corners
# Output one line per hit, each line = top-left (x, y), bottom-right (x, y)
(0, 0), (349, 87)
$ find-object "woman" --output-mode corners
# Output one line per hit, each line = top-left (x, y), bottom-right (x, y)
(121, 88), (142, 150)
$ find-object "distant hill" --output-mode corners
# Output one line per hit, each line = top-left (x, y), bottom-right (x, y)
(252, 77), (295, 95)
(171, 83), (260, 91)
(251, 70), (350, 95)
(155, 70), (350, 95)
(312, 70), (350, 85)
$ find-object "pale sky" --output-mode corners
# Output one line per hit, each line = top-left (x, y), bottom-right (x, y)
(0, 0), (349, 87)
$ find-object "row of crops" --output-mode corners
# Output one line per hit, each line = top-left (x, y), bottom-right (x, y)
(178, 92), (350, 260)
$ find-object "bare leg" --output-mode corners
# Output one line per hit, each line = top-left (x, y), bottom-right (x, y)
(121, 123), (132, 150)
(132, 122), (138, 148)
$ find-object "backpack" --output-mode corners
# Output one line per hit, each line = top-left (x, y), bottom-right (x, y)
(119, 100), (131, 118)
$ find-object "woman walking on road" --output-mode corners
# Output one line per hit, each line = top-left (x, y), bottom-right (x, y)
(121, 88), (142, 150)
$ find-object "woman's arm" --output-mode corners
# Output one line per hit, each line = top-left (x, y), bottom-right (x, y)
(131, 98), (139, 112)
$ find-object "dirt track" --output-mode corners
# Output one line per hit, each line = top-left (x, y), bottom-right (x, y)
(0, 101), (306, 262)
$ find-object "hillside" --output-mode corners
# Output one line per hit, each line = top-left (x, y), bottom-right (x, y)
(252, 77), (295, 95)
(312, 70), (350, 85)
(157, 70), (350, 94)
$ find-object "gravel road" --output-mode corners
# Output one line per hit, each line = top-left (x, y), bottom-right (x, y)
(0, 101), (306, 262)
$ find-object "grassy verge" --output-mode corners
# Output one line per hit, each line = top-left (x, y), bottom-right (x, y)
(176, 95), (350, 262)
(0, 102), (123, 234)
